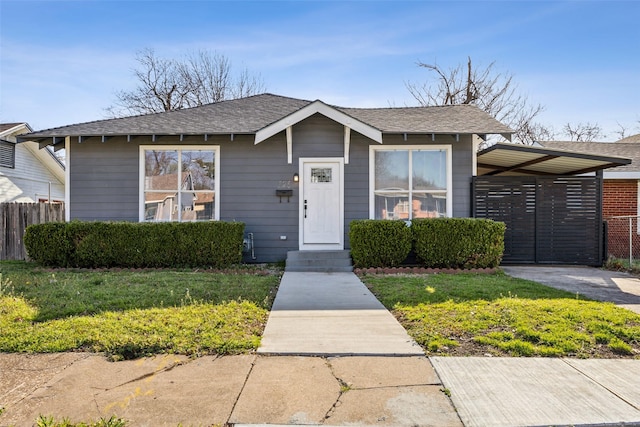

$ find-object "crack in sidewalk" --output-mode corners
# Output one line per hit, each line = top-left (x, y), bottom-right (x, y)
(224, 354), (258, 427)
(107, 356), (190, 391)
(1, 353), (93, 409)
(322, 357), (349, 423)
(562, 359), (640, 411)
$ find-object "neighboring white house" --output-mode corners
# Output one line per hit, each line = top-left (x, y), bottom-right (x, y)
(0, 122), (65, 203)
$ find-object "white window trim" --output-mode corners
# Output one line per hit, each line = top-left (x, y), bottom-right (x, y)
(369, 145), (453, 219)
(139, 145), (220, 222)
(65, 137), (70, 221)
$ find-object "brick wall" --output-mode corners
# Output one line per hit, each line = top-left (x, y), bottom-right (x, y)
(603, 180), (637, 218)
(604, 179), (640, 258)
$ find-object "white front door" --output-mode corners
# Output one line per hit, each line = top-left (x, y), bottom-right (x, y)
(300, 158), (344, 250)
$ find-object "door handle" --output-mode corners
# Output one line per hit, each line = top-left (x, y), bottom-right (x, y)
(304, 200), (308, 218)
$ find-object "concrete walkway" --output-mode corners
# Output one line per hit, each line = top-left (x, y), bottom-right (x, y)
(2, 268), (640, 426)
(259, 272), (423, 356)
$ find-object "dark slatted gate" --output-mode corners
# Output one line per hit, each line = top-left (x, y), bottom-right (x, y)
(472, 176), (603, 265)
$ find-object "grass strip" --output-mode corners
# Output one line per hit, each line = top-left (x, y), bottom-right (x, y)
(361, 271), (640, 358)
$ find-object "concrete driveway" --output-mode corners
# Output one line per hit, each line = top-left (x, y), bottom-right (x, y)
(502, 265), (640, 313)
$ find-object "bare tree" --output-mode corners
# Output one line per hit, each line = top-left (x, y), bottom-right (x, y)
(613, 122), (629, 141)
(406, 57), (548, 145)
(107, 48), (266, 117)
(561, 122), (603, 142)
(613, 118), (640, 140)
(232, 67), (268, 100)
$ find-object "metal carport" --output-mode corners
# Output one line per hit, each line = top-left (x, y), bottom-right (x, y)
(474, 143), (631, 265)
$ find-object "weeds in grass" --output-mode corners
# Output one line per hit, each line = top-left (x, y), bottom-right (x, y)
(362, 272), (640, 358)
(35, 415), (127, 427)
(0, 261), (280, 358)
(0, 273), (13, 296)
(604, 257), (640, 277)
(609, 338), (634, 355)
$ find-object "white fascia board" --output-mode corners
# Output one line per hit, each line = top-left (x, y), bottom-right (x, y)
(0, 123), (30, 139)
(603, 171), (640, 179)
(255, 100), (382, 144)
(24, 141), (66, 183)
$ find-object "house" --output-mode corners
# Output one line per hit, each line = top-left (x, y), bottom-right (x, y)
(20, 94), (629, 265)
(1, 123), (65, 203)
(21, 94), (513, 263)
(542, 137), (640, 259)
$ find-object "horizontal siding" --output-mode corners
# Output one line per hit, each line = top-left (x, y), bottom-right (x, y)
(67, 117), (475, 262)
(345, 133), (371, 249)
(452, 136), (473, 217)
(0, 143), (64, 203)
(70, 138), (140, 221)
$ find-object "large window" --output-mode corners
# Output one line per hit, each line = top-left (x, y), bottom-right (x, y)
(140, 146), (219, 221)
(370, 146), (451, 220)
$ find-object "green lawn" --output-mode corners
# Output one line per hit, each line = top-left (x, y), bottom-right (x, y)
(3, 261), (639, 360)
(361, 271), (640, 358)
(0, 261), (280, 360)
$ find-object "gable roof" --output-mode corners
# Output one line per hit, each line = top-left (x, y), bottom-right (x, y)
(255, 99), (383, 144)
(0, 123), (26, 134)
(541, 141), (640, 176)
(21, 93), (513, 146)
(1, 122), (66, 180)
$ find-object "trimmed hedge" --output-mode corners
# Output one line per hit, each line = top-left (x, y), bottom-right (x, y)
(349, 218), (505, 269)
(412, 218), (505, 269)
(24, 221), (245, 268)
(349, 220), (412, 268)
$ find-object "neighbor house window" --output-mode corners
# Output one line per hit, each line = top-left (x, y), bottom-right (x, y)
(0, 140), (15, 168)
(140, 146), (220, 222)
(370, 145), (452, 220)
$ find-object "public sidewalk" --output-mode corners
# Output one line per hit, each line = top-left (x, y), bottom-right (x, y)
(1, 269), (640, 426)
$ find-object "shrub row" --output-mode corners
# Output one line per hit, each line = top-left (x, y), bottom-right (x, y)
(24, 221), (245, 268)
(349, 218), (505, 269)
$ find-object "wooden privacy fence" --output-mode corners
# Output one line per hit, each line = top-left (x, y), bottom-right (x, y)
(1, 203), (65, 260)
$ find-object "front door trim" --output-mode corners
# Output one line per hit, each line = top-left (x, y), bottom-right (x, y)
(299, 157), (344, 250)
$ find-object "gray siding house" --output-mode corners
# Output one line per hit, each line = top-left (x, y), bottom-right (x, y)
(23, 94), (512, 263)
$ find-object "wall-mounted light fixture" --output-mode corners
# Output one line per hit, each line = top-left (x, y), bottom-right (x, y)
(293, 173), (299, 183)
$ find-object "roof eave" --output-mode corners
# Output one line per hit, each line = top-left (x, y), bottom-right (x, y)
(477, 142), (632, 176)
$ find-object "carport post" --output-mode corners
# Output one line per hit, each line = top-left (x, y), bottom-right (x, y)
(630, 217), (634, 267)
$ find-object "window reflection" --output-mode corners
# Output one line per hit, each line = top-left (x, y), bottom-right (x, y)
(143, 148), (216, 222)
(374, 148), (448, 220)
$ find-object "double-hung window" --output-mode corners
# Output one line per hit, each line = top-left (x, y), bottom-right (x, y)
(370, 145), (451, 220)
(140, 145), (220, 222)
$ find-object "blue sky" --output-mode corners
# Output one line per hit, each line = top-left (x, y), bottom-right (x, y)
(1, 0), (639, 140)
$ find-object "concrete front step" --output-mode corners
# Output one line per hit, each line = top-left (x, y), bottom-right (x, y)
(285, 250), (353, 272)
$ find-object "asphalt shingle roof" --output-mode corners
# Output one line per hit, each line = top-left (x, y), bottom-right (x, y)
(23, 93), (513, 140)
(617, 133), (640, 143)
(541, 141), (640, 173)
(0, 123), (25, 133)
